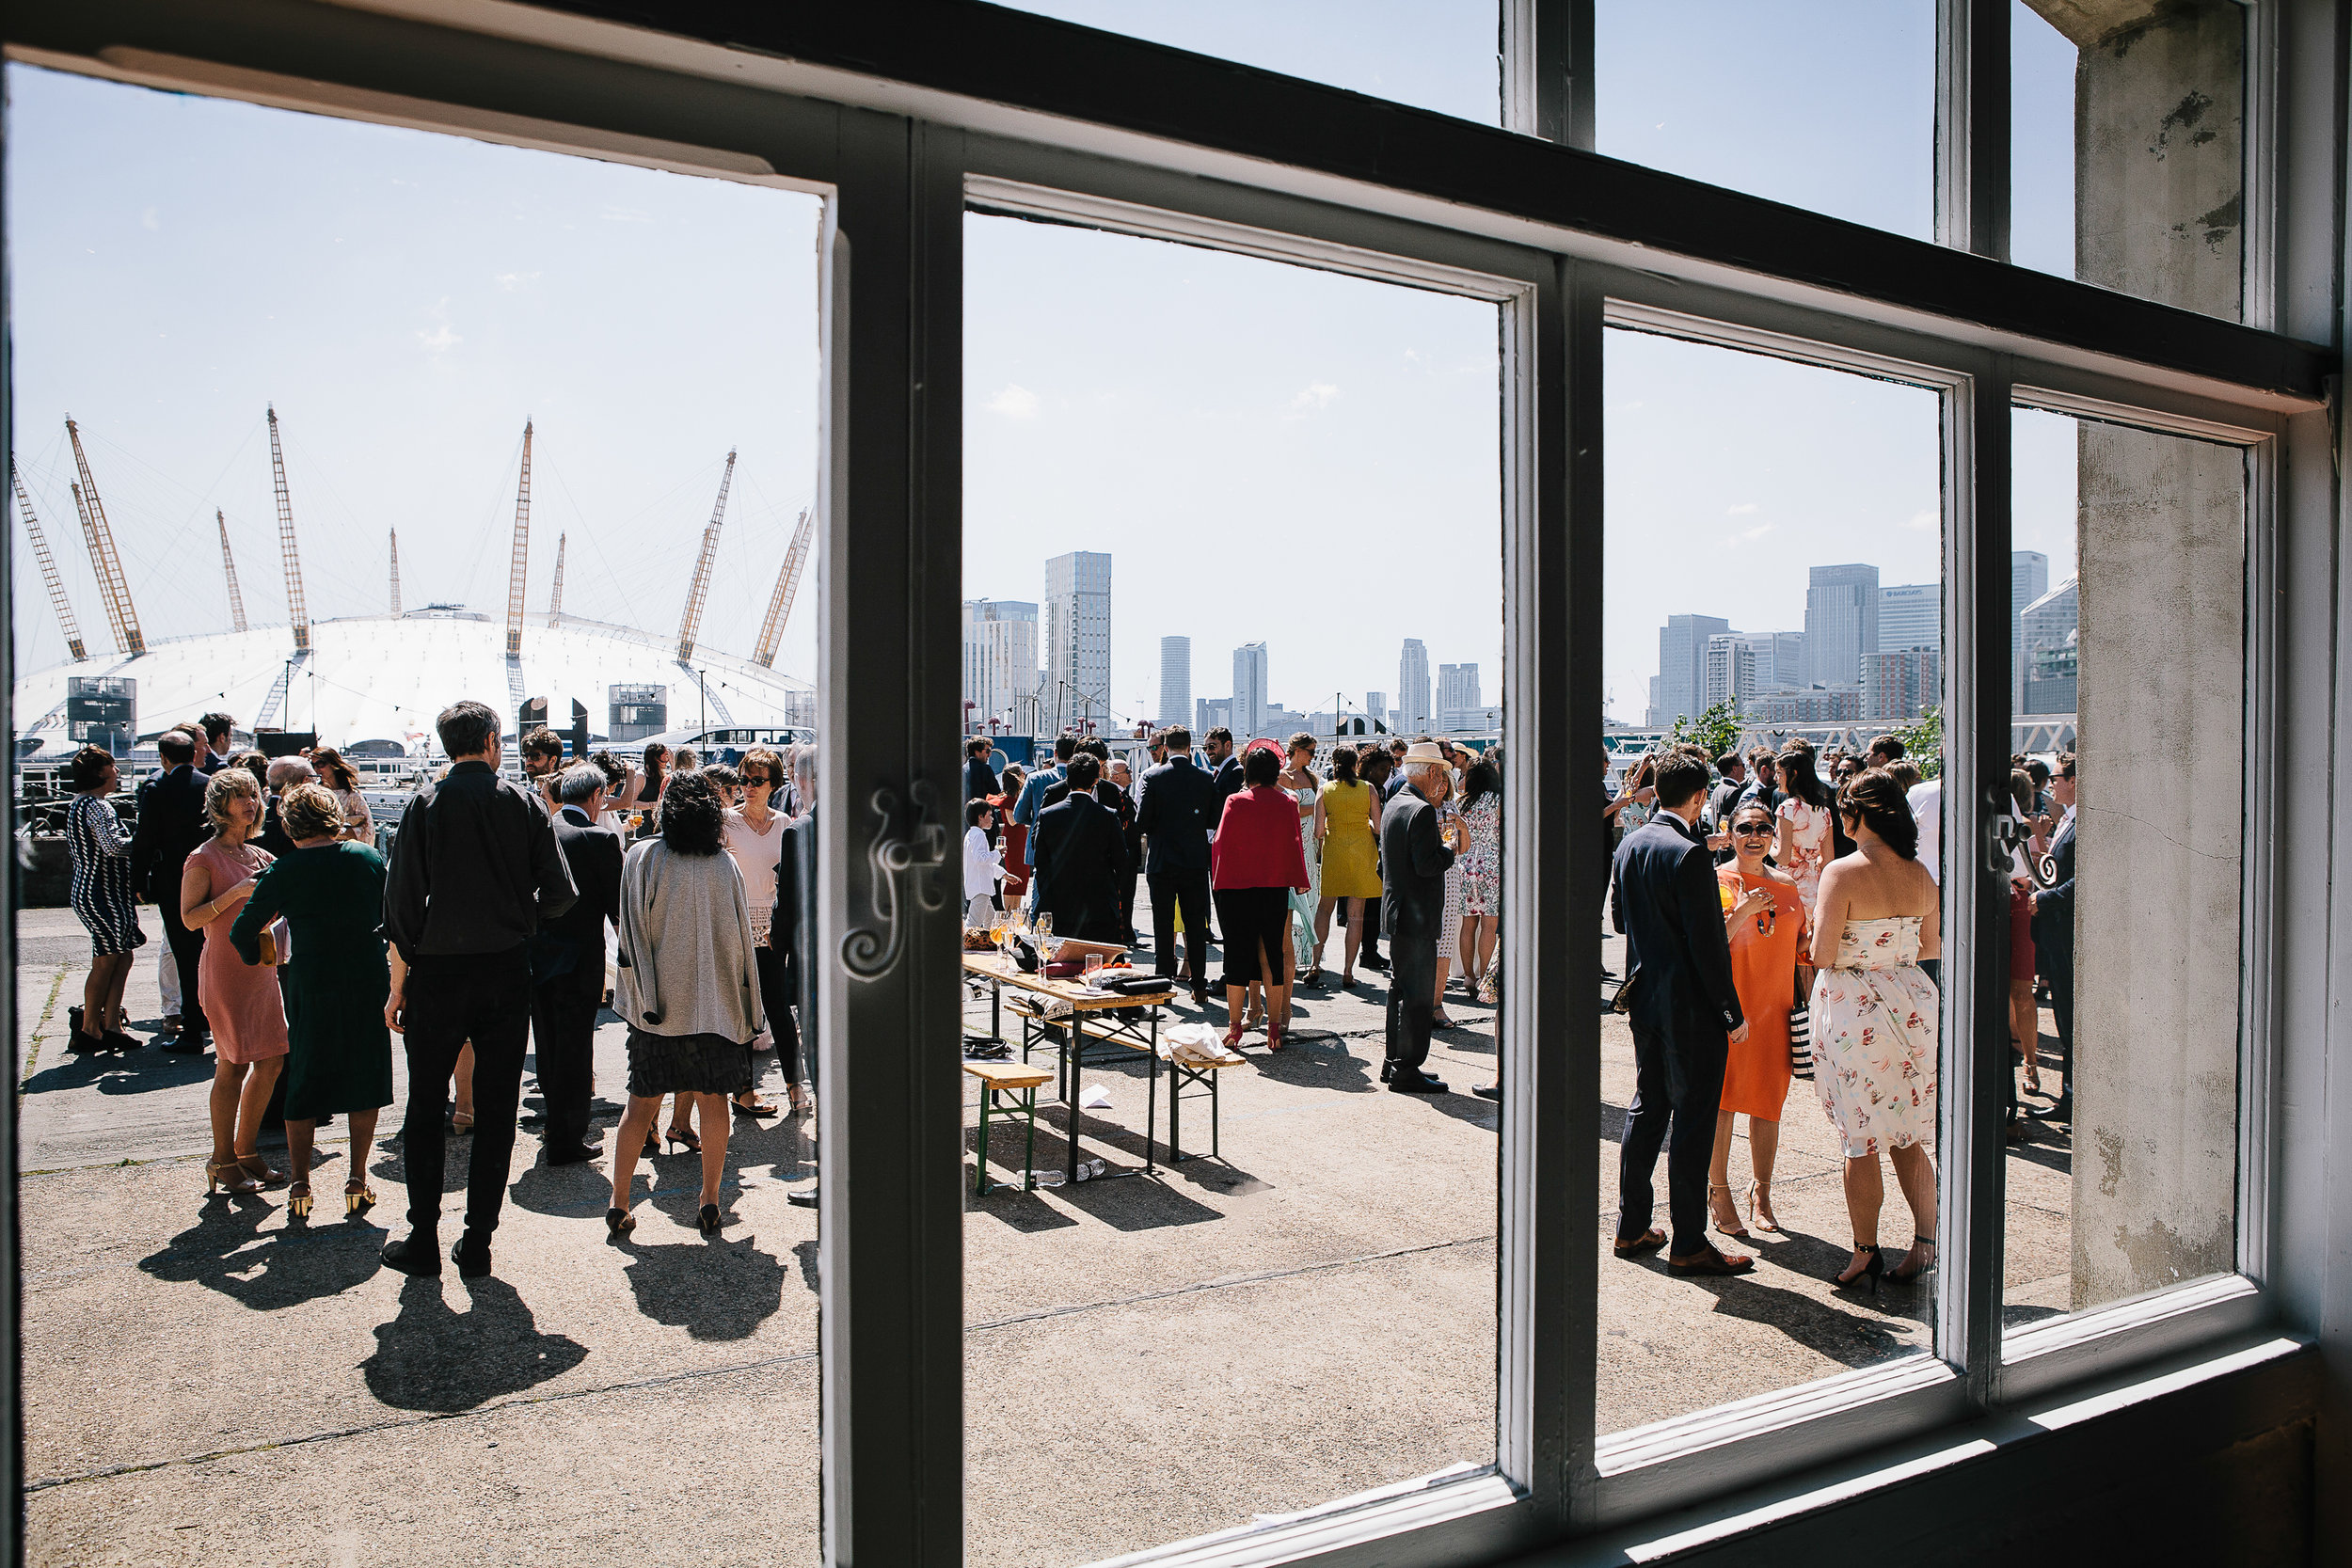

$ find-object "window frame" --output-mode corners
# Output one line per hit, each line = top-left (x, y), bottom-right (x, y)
(0, 4), (2326, 1566)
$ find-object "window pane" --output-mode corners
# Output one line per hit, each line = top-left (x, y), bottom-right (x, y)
(1596, 2), (1936, 239)
(993, 0), (1502, 125)
(8, 63), (825, 1562)
(2004, 408), (2243, 1329)
(1600, 327), (1946, 1435)
(2010, 0), (2247, 321)
(962, 213), (1503, 1561)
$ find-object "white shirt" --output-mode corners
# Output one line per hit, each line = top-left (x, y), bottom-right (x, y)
(963, 825), (1004, 902)
(1907, 778), (1942, 884)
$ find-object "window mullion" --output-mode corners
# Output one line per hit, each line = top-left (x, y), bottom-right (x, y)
(1936, 0), (2012, 260)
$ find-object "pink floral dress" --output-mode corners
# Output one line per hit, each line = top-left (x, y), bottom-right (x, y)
(1808, 916), (1937, 1158)
(1777, 797), (1833, 913)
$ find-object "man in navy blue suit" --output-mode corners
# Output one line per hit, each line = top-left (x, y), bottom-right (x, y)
(1610, 744), (1754, 1276)
(2027, 751), (2076, 1123)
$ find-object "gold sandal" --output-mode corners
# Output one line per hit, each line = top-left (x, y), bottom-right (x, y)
(1708, 1181), (1751, 1240)
(287, 1180), (313, 1220)
(206, 1159), (260, 1196)
(236, 1151), (286, 1187)
(344, 1178), (376, 1216)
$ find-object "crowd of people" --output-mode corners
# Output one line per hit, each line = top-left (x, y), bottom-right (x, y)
(56, 702), (826, 1277)
(961, 726), (1507, 1099)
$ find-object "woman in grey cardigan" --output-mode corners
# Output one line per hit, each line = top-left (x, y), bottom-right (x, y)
(606, 770), (765, 1237)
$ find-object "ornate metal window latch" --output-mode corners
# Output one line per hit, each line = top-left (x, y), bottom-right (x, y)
(840, 779), (950, 982)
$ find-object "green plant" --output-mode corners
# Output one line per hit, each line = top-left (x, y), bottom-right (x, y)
(1893, 705), (1943, 779)
(1668, 700), (1743, 761)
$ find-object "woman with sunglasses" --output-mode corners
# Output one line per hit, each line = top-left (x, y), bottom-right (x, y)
(1708, 802), (1807, 1239)
(720, 746), (789, 1116)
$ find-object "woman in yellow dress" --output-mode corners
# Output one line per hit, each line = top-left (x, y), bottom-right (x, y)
(1314, 745), (1387, 987)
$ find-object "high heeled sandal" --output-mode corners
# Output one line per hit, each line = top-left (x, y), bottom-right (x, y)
(665, 1126), (703, 1155)
(1888, 1234), (1937, 1284)
(2018, 1042), (2042, 1096)
(287, 1181), (313, 1220)
(697, 1203), (723, 1237)
(237, 1151), (286, 1187)
(1708, 1181), (1752, 1240)
(1747, 1180), (1781, 1233)
(606, 1207), (636, 1237)
(344, 1178), (376, 1216)
(205, 1159), (260, 1196)
(1221, 1022), (1248, 1050)
(1265, 1018), (1285, 1053)
(1832, 1243), (1885, 1296)
(450, 1110), (475, 1135)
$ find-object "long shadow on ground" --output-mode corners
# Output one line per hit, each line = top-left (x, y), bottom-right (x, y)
(360, 1275), (589, 1412)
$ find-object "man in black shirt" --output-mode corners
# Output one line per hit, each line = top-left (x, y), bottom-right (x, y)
(381, 700), (578, 1279)
(963, 735), (999, 801)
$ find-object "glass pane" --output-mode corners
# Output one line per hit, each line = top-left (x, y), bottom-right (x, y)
(994, 0), (1502, 125)
(962, 212), (1503, 1561)
(1600, 327), (1947, 1435)
(1596, 1), (1936, 239)
(9, 64), (825, 1561)
(2004, 407), (2243, 1330)
(2010, 0), (2247, 321)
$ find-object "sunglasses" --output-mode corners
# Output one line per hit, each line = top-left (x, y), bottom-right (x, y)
(1732, 823), (1773, 837)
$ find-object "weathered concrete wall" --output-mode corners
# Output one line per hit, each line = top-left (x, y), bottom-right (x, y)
(2071, 420), (2243, 1310)
(2028, 0), (2244, 317)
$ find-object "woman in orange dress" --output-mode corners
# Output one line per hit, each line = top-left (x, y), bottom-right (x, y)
(1708, 800), (1810, 1239)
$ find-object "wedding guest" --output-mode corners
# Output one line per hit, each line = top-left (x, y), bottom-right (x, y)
(722, 746), (789, 1118)
(964, 735), (999, 801)
(1314, 746), (1384, 987)
(1135, 729), (1216, 1004)
(131, 730), (214, 1053)
(1810, 768), (1942, 1291)
(2027, 752), (2077, 1124)
(310, 747), (374, 843)
(1611, 745), (1752, 1276)
(1378, 743), (1460, 1096)
(1278, 733), (1325, 984)
(1455, 760), (1502, 995)
(183, 768), (289, 1196)
(606, 770), (764, 1238)
(993, 763), (1030, 914)
(1708, 802), (1806, 1240)
(62, 745), (144, 1053)
(230, 784), (394, 1218)
(1772, 738), (1836, 916)
(1211, 743), (1310, 1049)
(531, 763), (626, 1163)
(1029, 753), (1128, 942)
(964, 798), (1004, 928)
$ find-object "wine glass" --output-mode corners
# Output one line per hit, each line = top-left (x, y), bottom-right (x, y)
(1033, 911), (1054, 943)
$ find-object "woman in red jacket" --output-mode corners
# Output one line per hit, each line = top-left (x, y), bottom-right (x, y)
(1211, 742), (1311, 1050)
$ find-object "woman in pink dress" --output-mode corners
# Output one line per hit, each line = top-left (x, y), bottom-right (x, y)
(1772, 738), (1836, 914)
(181, 768), (291, 1197)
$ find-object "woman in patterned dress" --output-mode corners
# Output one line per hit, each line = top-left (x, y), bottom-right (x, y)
(1808, 768), (1941, 1292)
(1773, 738), (1836, 916)
(1454, 760), (1502, 994)
(63, 744), (144, 1053)
(1278, 733), (1324, 985)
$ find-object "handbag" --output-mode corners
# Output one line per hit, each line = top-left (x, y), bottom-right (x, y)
(1789, 964), (1813, 1077)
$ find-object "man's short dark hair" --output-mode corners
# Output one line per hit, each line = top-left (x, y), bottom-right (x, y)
(1655, 747), (1713, 810)
(1716, 752), (1744, 774)
(1163, 726), (1191, 751)
(2025, 758), (2051, 785)
(437, 700), (500, 758)
(522, 726), (564, 760)
(1078, 737), (1110, 761)
(556, 762), (606, 805)
(1205, 726), (1232, 749)
(1868, 733), (1905, 761)
(966, 735), (992, 758)
(199, 712), (235, 745)
(2057, 750), (2075, 780)
(1054, 735), (1078, 762)
(156, 730), (196, 766)
(965, 798), (994, 828)
(1066, 753), (1103, 790)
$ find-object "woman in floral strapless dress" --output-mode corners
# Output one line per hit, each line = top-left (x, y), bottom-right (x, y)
(1809, 768), (1942, 1293)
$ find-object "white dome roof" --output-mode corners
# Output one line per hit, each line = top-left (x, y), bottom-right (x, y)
(13, 609), (811, 761)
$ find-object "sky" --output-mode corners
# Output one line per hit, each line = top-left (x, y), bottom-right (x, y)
(6, 65), (823, 681)
(8, 9), (2098, 729)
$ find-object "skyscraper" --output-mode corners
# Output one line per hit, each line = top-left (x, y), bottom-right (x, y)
(1232, 641), (1269, 738)
(1647, 613), (1730, 729)
(1862, 648), (1941, 722)
(1044, 550), (1111, 734)
(2011, 550), (2050, 713)
(1399, 640), (1432, 733)
(2020, 578), (2078, 715)
(1366, 691), (1389, 729)
(1770, 630), (1805, 689)
(961, 599), (1038, 732)
(1158, 635), (1191, 730)
(1437, 662), (1482, 731)
(1879, 582), (1939, 653)
(1702, 634), (1758, 712)
(1804, 563), (1880, 687)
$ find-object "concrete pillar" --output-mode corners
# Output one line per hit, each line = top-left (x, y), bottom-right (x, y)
(2022, 2), (2249, 1308)
(2070, 423), (2243, 1310)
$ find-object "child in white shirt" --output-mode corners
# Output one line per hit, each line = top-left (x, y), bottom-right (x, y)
(963, 799), (1004, 928)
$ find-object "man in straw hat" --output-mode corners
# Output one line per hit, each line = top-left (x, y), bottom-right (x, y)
(1377, 742), (1459, 1095)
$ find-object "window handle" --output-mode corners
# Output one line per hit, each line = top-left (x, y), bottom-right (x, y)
(841, 779), (950, 983)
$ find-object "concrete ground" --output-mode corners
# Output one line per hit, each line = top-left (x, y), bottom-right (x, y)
(16, 902), (2073, 1566)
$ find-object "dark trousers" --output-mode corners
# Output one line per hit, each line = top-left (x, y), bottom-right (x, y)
(755, 942), (805, 1087)
(400, 952), (532, 1238)
(1384, 936), (1438, 1078)
(2044, 952), (2075, 1104)
(529, 972), (600, 1149)
(1118, 865), (1140, 944)
(1618, 1022), (1728, 1259)
(156, 888), (209, 1037)
(1148, 868), (1213, 983)
(1360, 895), (1385, 967)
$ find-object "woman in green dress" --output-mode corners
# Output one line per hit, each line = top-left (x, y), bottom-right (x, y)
(230, 782), (395, 1220)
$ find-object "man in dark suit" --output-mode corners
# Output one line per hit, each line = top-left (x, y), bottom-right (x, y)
(1202, 726), (1242, 814)
(532, 763), (625, 1164)
(1108, 757), (1143, 943)
(1029, 753), (1129, 943)
(2028, 751), (2077, 1124)
(1611, 744), (1754, 1276)
(1378, 743), (1458, 1095)
(131, 729), (215, 1053)
(963, 735), (999, 801)
(1135, 726), (1216, 1002)
(199, 712), (237, 774)
(773, 743), (821, 1208)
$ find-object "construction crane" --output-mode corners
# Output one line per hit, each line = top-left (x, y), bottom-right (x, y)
(753, 506), (814, 668)
(11, 461), (88, 661)
(675, 449), (735, 664)
(504, 420), (533, 657)
(389, 529), (402, 616)
(65, 417), (144, 655)
(216, 510), (249, 634)
(265, 405), (310, 652)
(548, 532), (566, 627)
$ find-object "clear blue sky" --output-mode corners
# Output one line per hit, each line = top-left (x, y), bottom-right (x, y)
(11, 8), (2093, 725)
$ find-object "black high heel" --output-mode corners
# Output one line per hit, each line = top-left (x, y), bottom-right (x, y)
(606, 1207), (636, 1237)
(697, 1203), (723, 1236)
(1888, 1235), (1937, 1284)
(1832, 1243), (1884, 1296)
(666, 1126), (703, 1155)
